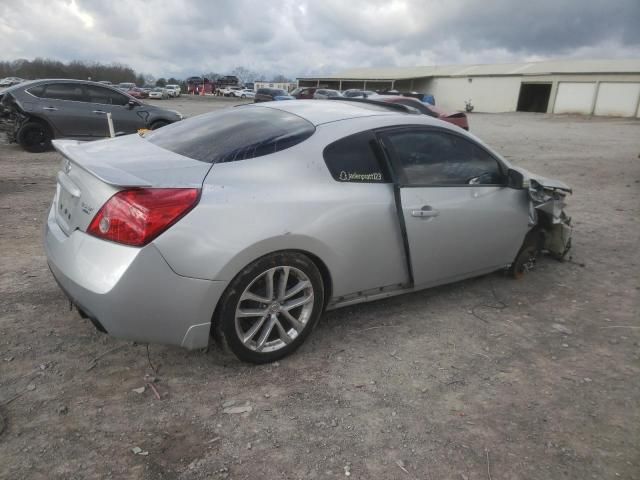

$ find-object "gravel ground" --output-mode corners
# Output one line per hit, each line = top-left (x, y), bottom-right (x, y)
(1, 97), (639, 479)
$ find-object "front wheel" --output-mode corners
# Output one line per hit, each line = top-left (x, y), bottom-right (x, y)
(241, 94), (246, 99)
(150, 120), (169, 130)
(215, 252), (324, 363)
(17, 121), (52, 153)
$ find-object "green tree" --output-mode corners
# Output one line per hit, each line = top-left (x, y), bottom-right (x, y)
(155, 78), (167, 87)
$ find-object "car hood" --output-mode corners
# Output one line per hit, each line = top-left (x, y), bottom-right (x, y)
(517, 169), (572, 193)
(137, 102), (183, 119)
(52, 135), (212, 188)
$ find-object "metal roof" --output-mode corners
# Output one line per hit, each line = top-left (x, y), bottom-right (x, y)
(298, 58), (640, 81)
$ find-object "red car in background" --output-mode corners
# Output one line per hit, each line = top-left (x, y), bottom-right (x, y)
(370, 95), (469, 130)
(127, 87), (148, 99)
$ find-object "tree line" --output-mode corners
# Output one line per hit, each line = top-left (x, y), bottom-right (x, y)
(0, 58), (142, 85)
(0, 57), (294, 87)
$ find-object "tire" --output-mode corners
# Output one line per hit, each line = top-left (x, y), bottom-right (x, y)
(17, 121), (52, 153)
(150, 120), (169, 130)
(215, 251), (325, 363)
(241, 94), (246, 99)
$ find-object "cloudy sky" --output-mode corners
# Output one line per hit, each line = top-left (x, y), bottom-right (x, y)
(1, 0), (639, 79)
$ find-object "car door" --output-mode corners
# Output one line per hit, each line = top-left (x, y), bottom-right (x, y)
(37, 82), (90, 137)
(84, 85), (145, 136)
(379, 127), (530, 288)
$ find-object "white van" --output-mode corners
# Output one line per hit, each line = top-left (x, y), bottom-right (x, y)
(165, 84), (181, 97)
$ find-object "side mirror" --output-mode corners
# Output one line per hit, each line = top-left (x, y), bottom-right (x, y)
(507, 169), (525, 189)
(128, 100), (139, 108)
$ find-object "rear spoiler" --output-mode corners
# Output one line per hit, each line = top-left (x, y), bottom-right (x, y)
(53, 139), (153, 187)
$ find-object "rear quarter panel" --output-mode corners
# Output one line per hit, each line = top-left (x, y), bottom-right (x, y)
(153, 118), (411, 299)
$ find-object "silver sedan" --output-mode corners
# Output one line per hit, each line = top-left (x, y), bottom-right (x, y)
(44, 99), (572, 363)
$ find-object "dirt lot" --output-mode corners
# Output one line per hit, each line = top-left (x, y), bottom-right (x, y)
(1, 97), (639, 479)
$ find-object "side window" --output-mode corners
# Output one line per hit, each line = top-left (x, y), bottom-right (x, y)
(323, 132), (390, 183)
(26, 85), (45, 97)
(109, 89), (129, 106)
(85, 85), (110, 104)
(381, 129), (504, 186)
(85, 85), (129, 106)
(41, 83), (85, 102)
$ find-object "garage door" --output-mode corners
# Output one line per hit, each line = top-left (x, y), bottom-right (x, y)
(553, 82), (596, 114)
(594, 83), (640, 117)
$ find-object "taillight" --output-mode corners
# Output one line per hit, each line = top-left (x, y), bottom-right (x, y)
(87, 188), (200, 246)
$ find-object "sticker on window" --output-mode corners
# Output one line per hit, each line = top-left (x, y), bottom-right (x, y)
(338, 171), (383, 182)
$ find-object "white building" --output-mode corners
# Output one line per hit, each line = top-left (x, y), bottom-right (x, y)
(254, 82), (295, 92)
(297, 59), (640, 117)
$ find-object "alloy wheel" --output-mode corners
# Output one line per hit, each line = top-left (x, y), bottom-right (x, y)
(235, 266), (314, 353)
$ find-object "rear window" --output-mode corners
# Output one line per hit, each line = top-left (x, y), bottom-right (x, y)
(323, 131), (390, 183)
(146, 106), (315, 164)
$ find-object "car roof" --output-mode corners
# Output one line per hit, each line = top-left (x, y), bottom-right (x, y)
(255, 99), (413, 126)
(5, 78), (138, 99)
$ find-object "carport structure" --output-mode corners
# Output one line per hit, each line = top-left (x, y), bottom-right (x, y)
(297, 59), (640, 117)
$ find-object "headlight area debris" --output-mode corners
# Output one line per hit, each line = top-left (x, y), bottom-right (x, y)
(527, 177), (573, 259)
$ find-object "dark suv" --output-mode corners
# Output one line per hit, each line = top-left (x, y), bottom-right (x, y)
(0, 79), (183, 152)
(254, 88), (294, 103)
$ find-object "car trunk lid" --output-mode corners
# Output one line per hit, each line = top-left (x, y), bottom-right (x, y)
(52, 135), (212, 235)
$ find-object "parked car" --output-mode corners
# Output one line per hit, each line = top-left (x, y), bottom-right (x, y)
(0, 77), (24, 87)
(290, 87), (317, 99)
(165, 84), (181, 97)
(254, 88), (294, 102)
(290, 87), (342, 99)
(233, 88), (256, 99)
(0, 79), (183, 152)
(401, 92), (436, 105)
(314, 89), (342, 99)
(367, 95), (469, 130)
(219, 86), (243, 97)
(342, 89), (376, 98)
(127, 87), (149, 99)
(44, 100), (572, 363)
(148, 87), (169, 100)
(117, 82), (136, 91)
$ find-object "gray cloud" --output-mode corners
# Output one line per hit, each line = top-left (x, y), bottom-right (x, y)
(0, 0), (638, 79)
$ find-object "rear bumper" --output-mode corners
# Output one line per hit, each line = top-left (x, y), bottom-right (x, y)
(44, 204), (227, 350)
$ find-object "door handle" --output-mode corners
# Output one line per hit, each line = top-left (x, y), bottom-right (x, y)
(43, 107), (58, 111)
(411, 206), (440, 218)
(92, 110), (106, 114)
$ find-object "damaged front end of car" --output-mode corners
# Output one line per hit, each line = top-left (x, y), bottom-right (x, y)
(508, 168), (573, 278)
(0, 91), (25, 143)
(526, 174), (573, 260)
